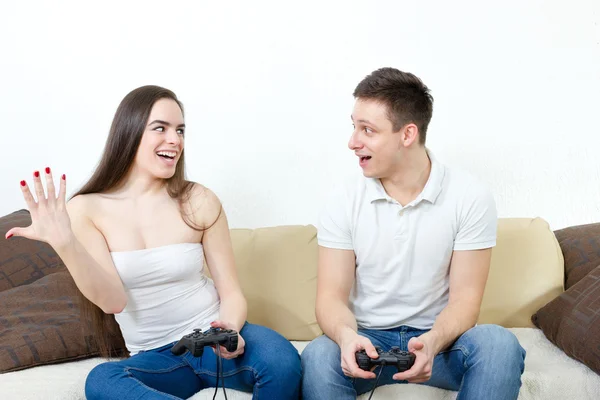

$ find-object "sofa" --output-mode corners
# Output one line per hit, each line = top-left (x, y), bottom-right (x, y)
(1, 210), (600, 399)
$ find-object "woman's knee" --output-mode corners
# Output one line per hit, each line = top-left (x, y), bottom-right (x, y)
(242, 323), (302, 381)
(276, 344), (302, 383)
(85, 362), (124, 400)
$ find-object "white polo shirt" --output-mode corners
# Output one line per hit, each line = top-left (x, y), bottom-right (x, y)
(318, 150), (497, 330)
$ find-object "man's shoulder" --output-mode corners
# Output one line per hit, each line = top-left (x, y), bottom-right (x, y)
(440, 164), (497, 228)
(318, 172), (372, 230)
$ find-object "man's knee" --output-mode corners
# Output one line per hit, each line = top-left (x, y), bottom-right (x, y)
(464, 324), (526, 372)
(301, 335), (342, 374)
(301, 335), (352, 400)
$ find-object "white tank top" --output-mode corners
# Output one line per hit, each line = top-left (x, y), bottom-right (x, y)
(110, 242), (220, 355)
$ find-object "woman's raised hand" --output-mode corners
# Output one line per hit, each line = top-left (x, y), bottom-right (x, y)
(5, 168), (73, 249)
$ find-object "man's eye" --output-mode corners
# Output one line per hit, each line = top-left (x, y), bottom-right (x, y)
(364, 127), (372, 134)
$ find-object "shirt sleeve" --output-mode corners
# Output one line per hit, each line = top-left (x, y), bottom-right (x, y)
(317, 184), (354, 250)
(453, 184), (498, 251)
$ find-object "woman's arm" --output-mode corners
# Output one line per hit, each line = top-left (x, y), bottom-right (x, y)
(6, 172), (127, 314)
(191, 185), (247, 332)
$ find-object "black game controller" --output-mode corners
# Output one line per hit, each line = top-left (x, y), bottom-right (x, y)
(356, 346), (416, 372)
(171, 327), (239, 357)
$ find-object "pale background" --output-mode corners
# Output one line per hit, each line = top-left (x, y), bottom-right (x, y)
(2, 0), (599, 231)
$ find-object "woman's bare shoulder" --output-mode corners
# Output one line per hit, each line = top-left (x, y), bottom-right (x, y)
(66, 193), (104, 220)
(185, 182), (223, 227)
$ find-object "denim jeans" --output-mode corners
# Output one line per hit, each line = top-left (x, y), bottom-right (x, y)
(85, 322), (302, 400)
(301, 324), (526, 400)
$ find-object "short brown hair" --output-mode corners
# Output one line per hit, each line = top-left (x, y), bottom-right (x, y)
(353, 68), (434, 145)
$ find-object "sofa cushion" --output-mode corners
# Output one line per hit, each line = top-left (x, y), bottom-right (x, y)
(0, 210), (65, 292)
(553, 222), (600, 289)
(0, 270), (125, 372)
(532, 263), (600, 375)
(478, 218), (564, 328)
(0, 271), (127, 373)
(229, 219), (564, 334)
(229, 225), (322, 341)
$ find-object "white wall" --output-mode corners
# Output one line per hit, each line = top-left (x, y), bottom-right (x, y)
(2, 0), (599, 231)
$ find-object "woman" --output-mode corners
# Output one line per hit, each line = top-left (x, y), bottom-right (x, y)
(5, 86), (302, 399)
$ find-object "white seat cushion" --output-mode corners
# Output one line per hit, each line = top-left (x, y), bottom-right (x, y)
(1, 328), (599, 400)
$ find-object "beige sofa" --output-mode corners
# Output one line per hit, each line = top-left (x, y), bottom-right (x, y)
(2, 218), (600, 399)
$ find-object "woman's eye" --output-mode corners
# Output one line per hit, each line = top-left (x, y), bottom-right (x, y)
(154, 126), (165, 132)
(364, 127), (372, 134)
(177, 129), (185, 135)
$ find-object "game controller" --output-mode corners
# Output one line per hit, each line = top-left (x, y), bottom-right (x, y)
(355, 346), (416, 372)
(171, 327), (238, 357)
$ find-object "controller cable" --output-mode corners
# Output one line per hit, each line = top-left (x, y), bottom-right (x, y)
(366, 361), (385, 400)
(212, 345), (228, 400)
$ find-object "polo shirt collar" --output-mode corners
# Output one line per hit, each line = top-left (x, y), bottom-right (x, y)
(366, 148), (445, 204)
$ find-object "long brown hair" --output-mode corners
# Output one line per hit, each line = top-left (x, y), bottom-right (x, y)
(70, 85), (204, 358)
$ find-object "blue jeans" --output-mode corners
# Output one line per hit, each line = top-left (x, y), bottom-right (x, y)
(301, 324), (526, 400)
(85, 322), (302, 400)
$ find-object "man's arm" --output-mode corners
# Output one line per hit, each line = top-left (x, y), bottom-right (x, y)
(422, 180), (497, 354)
(315, 246), (357, 345)
(420, 247), (492, 355)
(393, 247), (492, 382)
(316, 245), (379, 379)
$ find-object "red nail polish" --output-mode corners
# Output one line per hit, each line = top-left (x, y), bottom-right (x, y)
(6, 234), (13, 239)
(34, 171), (39, 178)
(62, 174), (66, 180)
(45, 167), (50, 174)
(20, 180), (26, 187)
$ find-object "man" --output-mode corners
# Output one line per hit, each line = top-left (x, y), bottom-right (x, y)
(301, 68), (526, 400)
